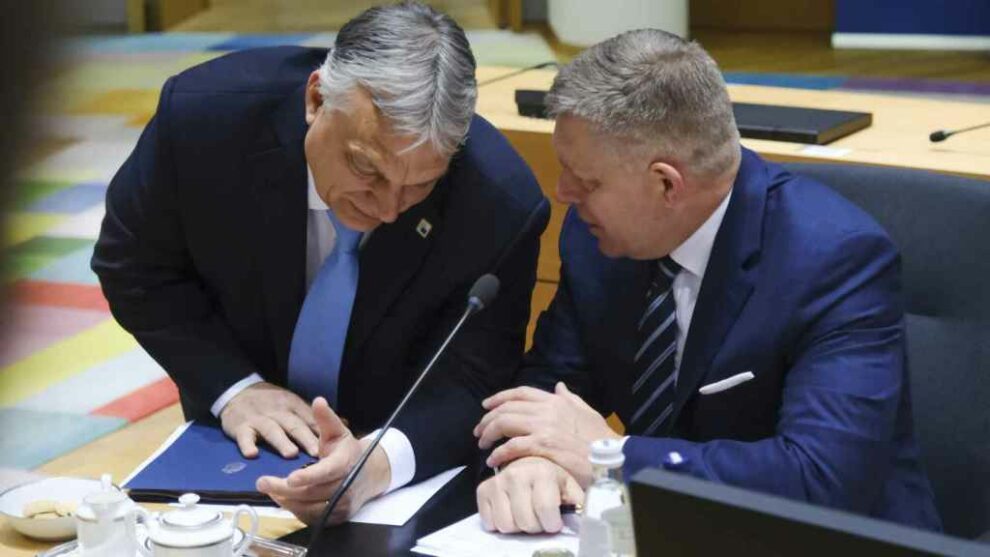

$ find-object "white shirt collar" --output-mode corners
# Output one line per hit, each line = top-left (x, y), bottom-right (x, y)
(307, 167), (329, 211)
(670, 188), (733, 279)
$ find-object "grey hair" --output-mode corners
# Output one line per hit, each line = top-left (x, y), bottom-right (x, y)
(546, 29), (740, 178)
(317, 1), (477, 156)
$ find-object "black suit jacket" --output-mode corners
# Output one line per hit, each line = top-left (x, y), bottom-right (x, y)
(92, 47), (549, 482)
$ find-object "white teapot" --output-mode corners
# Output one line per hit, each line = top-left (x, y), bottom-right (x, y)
(131, 493), (258, 557)
(74, 474), (141, 557)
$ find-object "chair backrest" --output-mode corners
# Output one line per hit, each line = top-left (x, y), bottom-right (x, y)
(784, 162), (990, 539)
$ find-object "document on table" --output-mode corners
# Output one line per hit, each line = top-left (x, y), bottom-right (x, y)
(179, 466), (465, 526)
(125, 421), (465, 526)
(412, 513), (580, 557)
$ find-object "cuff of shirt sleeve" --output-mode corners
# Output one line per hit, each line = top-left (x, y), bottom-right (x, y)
(210, 373), (264, 418)
(364, 428), (416, 494)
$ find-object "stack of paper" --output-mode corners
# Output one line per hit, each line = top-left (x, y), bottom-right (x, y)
(413, 514), (580, 557)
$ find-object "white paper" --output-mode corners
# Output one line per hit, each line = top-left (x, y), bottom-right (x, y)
(123, 423), (465, 526)
(350, 466), (464, 525)
(799, 145), (852, 157)
(413, 513), (580, 557)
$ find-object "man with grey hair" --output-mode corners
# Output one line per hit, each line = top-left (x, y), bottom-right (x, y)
(474, 29), (940, 534)
(93, 2), (548, 523)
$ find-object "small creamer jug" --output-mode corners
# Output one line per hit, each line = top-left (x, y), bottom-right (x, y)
(75, 474), (140, 557)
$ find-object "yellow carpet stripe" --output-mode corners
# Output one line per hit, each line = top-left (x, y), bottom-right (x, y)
(4, 214), (66, 247)
(0, 320), (138, 406)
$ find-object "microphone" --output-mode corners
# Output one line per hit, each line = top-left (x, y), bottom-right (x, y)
(307, 274), (501, 551)
(929, 121), (990, 142)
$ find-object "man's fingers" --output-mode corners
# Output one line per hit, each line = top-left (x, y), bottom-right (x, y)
(267, 492), (327, 526)
(476, 482), (496, 532)
(488, 436), (546, 468)
(290, 397), (319, 432)
(506, 478), (541, 534)
(313, 397), (349, 449)
(491, 487), (519, 534)
(473, 401), (542, 437)
(234, 427), (260, 459)
(532, 475), (564, 533)
(272, 412), (320, 457)
(257, 475), (339, 502)
(482, 386), (552, 410)
(560, 473), (585, 506)
(286, 444), (352, 487)
(478, 414), (536, 449)
(256, 417), (300, 459)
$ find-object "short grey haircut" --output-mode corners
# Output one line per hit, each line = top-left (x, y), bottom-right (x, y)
(317, 1), (477, 157)
(547, 29), (740, 178)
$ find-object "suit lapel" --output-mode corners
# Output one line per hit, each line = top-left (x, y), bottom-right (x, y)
(251, 84), (309, 381)
(346, 181), (443, 355)
(590, 254), (652, 425)
(666, 150), (768, 431)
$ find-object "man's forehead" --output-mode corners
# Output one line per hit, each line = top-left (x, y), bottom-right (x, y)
(355, 131), (449, 181)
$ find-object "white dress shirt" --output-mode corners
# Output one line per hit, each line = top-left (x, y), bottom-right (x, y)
(212, 169), (415, 494)
(621, 188), (733, 446)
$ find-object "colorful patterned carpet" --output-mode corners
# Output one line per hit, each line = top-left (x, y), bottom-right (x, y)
(2, 30), (985, 471)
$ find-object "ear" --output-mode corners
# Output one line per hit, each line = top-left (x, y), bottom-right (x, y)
(648, 161), (685, 207)
(304, 70), (324, 125)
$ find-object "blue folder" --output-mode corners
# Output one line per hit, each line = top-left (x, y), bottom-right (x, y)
(124, 422), (316, 505)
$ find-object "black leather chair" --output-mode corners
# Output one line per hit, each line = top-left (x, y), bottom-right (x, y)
(784, 162), (990, 540)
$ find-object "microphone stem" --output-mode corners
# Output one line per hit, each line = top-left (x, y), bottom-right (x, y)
(307, 302), (479, 550)
(951, 121), (990, 135)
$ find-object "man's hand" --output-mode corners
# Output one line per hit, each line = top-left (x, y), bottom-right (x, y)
(477, 456), (584, 534)
(220, 382), (320, 459)
(256, 397), (391, 525)
(474, 382), (619, 487)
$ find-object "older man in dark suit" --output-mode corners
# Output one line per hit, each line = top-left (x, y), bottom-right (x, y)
(93, 2), (548, 523)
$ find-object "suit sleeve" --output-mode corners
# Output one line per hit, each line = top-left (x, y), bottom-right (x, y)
(91, 77), (260, 418)
(623, 231), (907, 514)
(392, 199), (550, 483)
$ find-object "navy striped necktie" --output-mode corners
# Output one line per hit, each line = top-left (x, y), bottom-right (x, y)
(628, 256), (681, 436)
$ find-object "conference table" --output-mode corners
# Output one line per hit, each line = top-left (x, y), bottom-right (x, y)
(3, 67), (988, 555)
(1, 404), (480, 556)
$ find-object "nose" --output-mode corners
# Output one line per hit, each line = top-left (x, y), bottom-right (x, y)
(555, 173), (583, 205)
(377, 185), (402, 223)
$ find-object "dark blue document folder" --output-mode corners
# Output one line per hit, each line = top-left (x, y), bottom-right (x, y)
(124, 422), (315, 505)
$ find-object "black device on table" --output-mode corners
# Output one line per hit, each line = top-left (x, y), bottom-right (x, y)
(514, 89), (873, 145)
(629, 467), (989, 556)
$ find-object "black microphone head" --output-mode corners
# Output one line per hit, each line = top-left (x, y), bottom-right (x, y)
(468, 274), (500, 311)
(929, 130), (949, 142)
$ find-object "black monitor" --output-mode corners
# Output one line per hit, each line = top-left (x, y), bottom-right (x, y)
(629, 468), (989, 557)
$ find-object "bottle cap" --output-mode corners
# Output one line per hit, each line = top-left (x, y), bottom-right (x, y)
(588, 438), (625, 468)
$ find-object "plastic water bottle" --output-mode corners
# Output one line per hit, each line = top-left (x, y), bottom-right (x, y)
(578, 438), (636, 557)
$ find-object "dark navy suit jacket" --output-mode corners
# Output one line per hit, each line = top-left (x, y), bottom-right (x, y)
(92, 47), (549, 483)
(519, 148), (941, 530)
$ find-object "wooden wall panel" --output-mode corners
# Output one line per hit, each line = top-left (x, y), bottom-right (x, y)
(690, 0), (834, 31)
(153, 0), (210, 30)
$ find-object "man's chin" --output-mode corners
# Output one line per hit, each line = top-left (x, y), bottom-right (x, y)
(336, 205), (380, 232)
(594, 237), (625, 259)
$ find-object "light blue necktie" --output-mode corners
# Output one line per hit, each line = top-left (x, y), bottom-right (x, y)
(287, 210), (361, 408)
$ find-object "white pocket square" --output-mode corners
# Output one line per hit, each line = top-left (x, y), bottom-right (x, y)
(698, 371), (755, 395)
